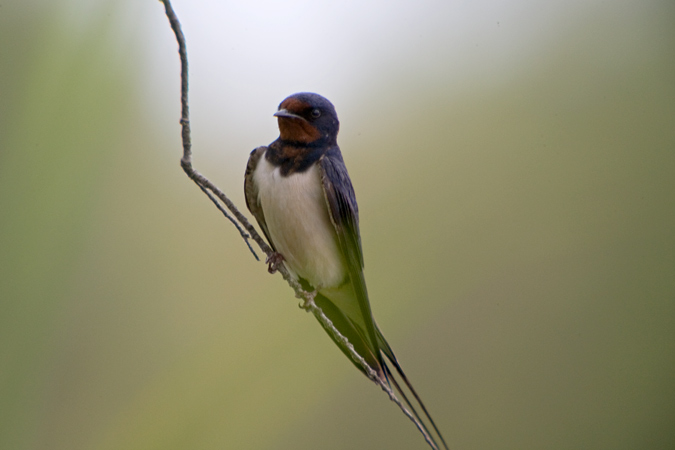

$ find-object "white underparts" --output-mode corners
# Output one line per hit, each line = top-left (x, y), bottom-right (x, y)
(253, 157), (347, 289)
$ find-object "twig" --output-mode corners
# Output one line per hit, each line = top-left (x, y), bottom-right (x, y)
(158, 1), (438, 449)
(160, 0), (263, 259)
(196, 183), (259, 260)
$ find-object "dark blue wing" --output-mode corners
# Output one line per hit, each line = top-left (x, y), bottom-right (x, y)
(318, 148), (380, 359)
(244, 146), (276, 251)
(318, 148), (449, 450)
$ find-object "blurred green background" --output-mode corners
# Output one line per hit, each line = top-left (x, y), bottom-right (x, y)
(1, 1), (674, 449)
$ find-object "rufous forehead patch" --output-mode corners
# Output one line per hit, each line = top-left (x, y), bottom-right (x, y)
(279, 97), (310, 114)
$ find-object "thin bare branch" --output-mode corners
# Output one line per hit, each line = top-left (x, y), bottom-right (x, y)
(159, 0), (190, 164)
(160, 0), (261, 258)
(196, 183), (259, 260)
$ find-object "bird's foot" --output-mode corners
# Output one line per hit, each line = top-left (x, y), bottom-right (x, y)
(266, 252), (285, 274)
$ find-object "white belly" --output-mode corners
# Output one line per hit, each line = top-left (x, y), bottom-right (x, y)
(253, 156), (347, 289)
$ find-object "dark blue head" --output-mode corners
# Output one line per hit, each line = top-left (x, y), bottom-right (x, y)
(274, 92), (340, 145)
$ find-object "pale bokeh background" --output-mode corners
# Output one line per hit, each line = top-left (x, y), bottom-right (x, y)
(1, 1), (674, 449)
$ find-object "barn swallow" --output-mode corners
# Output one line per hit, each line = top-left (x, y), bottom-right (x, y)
(244, 92), (447, 449)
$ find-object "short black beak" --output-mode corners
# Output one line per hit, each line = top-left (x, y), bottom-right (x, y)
(273, 109), (304, 120)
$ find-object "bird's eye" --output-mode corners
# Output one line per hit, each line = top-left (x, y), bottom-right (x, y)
(310, 108), (321, 118)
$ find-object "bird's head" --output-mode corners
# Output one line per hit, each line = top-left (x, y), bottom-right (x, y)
(274, 92), (339, 145)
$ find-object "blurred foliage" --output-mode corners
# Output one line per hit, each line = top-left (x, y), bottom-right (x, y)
(1, 1), (674, 450)
(0, 2), (136, 449)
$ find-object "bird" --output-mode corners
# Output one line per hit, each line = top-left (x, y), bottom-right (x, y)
(244, 92), (448, 450)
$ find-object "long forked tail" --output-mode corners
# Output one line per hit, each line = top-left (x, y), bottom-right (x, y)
(311, 293), (449, 449)
(378, 331), (450, 450)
